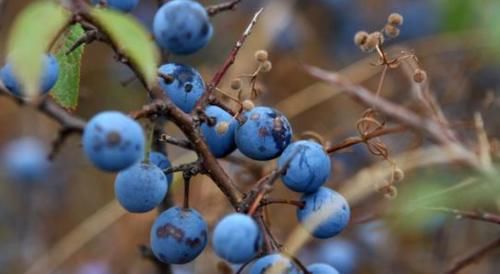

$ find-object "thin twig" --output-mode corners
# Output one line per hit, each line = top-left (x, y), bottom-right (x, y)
(326, 125), (407, 154)
(158, 134), (194, 150)
(206, 0), (242, 16)
(424, 207), (500, 225)
(445, 235), (500, 274)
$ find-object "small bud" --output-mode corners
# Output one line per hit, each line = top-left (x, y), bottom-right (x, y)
(388, 13), (404, 26)
(230, 78), (242, 90)
(216, 122), (229, 135)
(384, 185), (398, 200)
(261, 61), (272, 73)
(413, 69), (427, 83)
(242, 99), (255, 111)
(254, 50), (269, 62)
(393, 167), (405, 182)
(384, 24), (400, 38)
(354, 31), (369, 46)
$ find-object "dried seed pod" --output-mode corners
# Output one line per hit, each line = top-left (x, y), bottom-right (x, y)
(413, 69), (427, 83)
(384, 185), (398, 199)
(354, 31), (369, 46)
(242, 99), (255, 111)
(230, 78), (242, 90)
(261, 60), (272, 73)
(388, 13), (404, 26)
(254, 50), (269, 62)
(384, 24), (400, 38)
(364, 32), (384, 52)
(393, 167), (405, 182)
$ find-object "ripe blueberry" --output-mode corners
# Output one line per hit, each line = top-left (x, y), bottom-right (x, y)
(278, 140), (331, 193)
(83, 111), (145, 172)
(212, 213), (260, 264)
(2, 137), (49, 183)
(307, 263), (340, 274)
(158, 63), (205, 113)
(296, 187), (350, 239)
(149, 151), (173, 183)
(150, 207), (208, 264)
(0, 54), (59, 98)
(114, 162), (168, 213)
(314, 239), (358, 274)
(91, 0), (139, 12)
(153, 0), (213, 54)
(201, 105), (238, 158)
(249, 253), (300, 274)
(235, 106), (292, 161)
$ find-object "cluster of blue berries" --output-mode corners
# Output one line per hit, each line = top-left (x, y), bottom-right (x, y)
(0, 1), (352, 272)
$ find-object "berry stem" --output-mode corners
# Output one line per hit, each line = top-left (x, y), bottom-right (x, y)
(183, 173), (191, 209)
(143, 121), (155, 164)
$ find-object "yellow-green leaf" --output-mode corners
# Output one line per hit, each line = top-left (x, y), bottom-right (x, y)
(6, 2), (70, 97)
(51, 24), (86, 110)
(90, 8), (160, 88)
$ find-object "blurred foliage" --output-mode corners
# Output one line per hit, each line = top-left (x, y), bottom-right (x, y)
(6, 2), (70, 97)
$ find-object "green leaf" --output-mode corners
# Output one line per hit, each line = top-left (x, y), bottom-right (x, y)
(6, 2), (70, 97)
(90, 8), (160, 89)
(51, 24), (86, 110)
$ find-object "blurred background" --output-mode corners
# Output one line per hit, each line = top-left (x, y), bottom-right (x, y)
(1, 0), (500, 273)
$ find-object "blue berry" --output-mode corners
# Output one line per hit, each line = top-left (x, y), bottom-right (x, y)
(307, 263), (339, 274)
(315, 239), (357, 274)
(0, 54), (59, 98)
(150, 207), (208, 264)
(83, 111), (145, 172)
(153, 0), (213, 54)
(201, 105), (238, 158)
(212, 213), (260, 264)
(2, 137), (49, 183)
(114, 162), (168, 213)
(235, 106), (293, 161)
(278, 140), (331, 193)
(158, 63), (205, 113)
(91, 0), (139, 12)
(249, 254), (300, 274)
(296, 187), (350, 239)
(149, 151), (173, 183)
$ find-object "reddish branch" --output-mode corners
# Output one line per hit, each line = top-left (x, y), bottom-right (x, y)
(326, 125), (407, 154)
(427, 207), (500, 225)
(206, 0), (243, 16)
(194, 8), (264, 112)
(445, 236), (500, 274)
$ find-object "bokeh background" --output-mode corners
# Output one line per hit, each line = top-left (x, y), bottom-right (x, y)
(1, 0), (500, 273)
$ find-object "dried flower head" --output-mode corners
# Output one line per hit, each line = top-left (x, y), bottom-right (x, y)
(388, 13), (404, 26)
(261, 60), (272, 73)
(230, 78), (242, 90)
(354, 31), (369, 46)
(254, 50), (269, 63)
(242, 99), (255, 111)
(384, 24), (400, 38)
(393, 167), (405, 182)
(413, 69), (427, 83)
